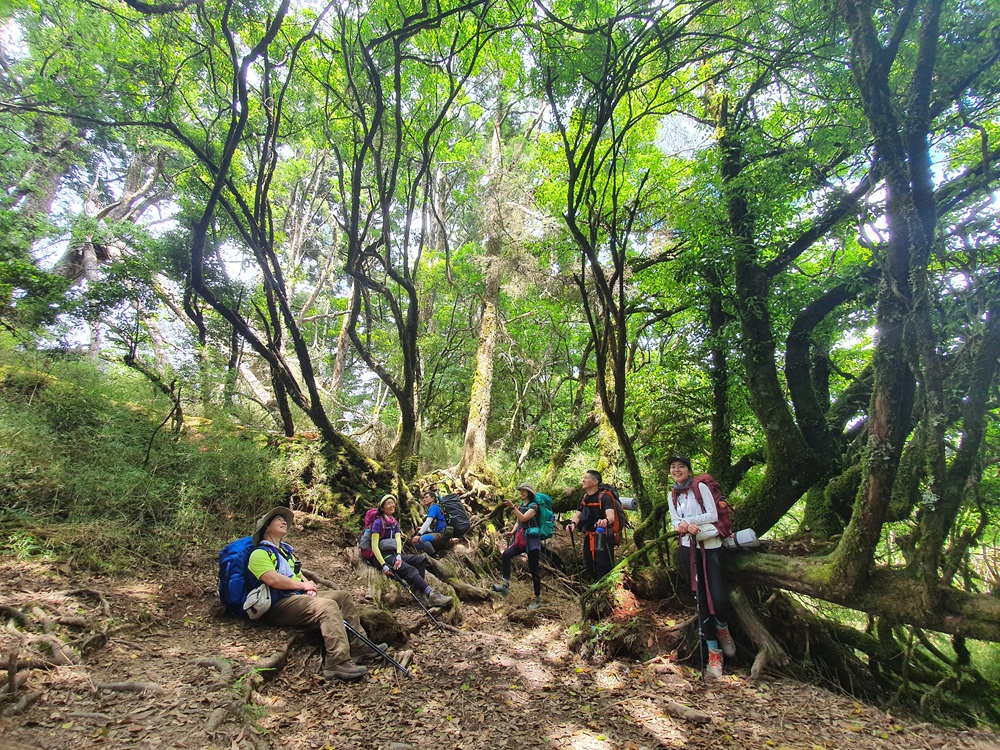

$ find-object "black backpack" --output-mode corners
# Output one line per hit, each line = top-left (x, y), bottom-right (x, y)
(439, 493), (471, 536)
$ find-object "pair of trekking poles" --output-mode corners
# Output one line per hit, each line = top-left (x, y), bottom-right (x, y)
(339, 564), (449, 679)
(687, 532), (715, 681)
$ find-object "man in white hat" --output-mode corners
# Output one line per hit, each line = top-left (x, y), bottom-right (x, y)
(248, 507), (383, 681)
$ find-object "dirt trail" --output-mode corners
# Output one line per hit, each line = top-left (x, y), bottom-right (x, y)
(1, 530), (998, 750)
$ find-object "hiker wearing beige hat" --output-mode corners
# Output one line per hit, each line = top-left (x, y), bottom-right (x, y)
(247, 507), (385, 681)
(491, 482), (544, 610)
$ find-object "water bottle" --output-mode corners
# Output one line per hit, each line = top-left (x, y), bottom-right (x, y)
(595, 525), (606, 551)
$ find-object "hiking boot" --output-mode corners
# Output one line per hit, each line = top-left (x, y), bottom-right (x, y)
(490, 583), (510, 595)
(705, 648), (723, 681)
(421, 590), (452, 608)
(716, 625), (736, 658)
(528, 598), (542, 610)
(322, 660), (367, 681)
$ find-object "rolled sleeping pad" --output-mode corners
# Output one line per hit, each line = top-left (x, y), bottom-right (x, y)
(722, 528), (760, 550)
(619, 496), (638, 511)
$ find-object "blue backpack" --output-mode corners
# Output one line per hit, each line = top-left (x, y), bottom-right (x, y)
(218, 536), (261, 618)
(525, 493), (556, 540)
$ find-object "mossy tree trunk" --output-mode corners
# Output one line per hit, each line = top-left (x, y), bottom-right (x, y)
(458, 274), (499, 478)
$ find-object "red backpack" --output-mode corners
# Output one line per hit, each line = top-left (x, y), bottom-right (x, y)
(672, 474), (733, 540)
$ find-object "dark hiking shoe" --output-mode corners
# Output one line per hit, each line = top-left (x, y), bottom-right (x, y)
(490, 583), (510, 595)
(421, 590), (452, 608)
(705, 648), (723, 681)
(716, 625), (736, 658)
(322, 660), (367, 681)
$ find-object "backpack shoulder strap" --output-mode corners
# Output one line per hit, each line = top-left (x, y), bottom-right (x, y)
(690, 478), (708, 513)
(253, 543), (280, 571)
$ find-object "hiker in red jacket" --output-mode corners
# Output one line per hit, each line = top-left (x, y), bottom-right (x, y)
(667, 456), (736, 681)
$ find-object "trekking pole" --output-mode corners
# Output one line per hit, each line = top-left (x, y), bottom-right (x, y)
(343, 620), (413, 678)
(387, 571), (447, 631)
(689, 533), (705, 681)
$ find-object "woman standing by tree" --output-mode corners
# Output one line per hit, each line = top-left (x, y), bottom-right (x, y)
(491, 483), (544, 610)
(668, 456), (736, 680)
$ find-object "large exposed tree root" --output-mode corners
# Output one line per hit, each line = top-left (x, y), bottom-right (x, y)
(0, 605), (28, 627)
(195, 656), (234, 686)
(237, 633), (307, 682)
(738, 587), (1000, 725)
(0, 689), (41, 717)
(730, 586), (789, 679)
(1, 594), (114, 715)
(663, 699), (711, 724)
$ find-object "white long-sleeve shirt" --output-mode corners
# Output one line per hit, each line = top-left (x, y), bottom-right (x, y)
(668, 481), (722, 549)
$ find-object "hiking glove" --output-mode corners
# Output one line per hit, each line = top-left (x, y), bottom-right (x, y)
(382, 564), (392, 576)
(393, 557), (402, 570)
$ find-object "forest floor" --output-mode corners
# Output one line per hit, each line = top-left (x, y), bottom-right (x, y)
(2, 525), (999, 750)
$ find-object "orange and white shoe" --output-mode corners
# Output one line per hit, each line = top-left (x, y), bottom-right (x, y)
(706, 648), (724, 681)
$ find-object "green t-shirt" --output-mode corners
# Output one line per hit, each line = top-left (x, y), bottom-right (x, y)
(248, 546), (302, 583)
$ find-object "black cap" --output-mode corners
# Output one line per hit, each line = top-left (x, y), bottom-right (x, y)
(667, 455), (692, 471)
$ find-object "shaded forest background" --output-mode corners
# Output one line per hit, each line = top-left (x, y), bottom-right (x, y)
(1, 0), (999, 728)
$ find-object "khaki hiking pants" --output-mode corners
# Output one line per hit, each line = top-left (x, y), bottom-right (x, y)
(265, 589), (368, 667)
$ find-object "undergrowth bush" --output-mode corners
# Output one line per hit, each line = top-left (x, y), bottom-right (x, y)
(0, 343), (291, 571)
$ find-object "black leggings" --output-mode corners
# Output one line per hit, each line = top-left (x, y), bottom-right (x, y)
(501, 545), (541, 597)
(680, 544), (729, 642)
(369, 553), (430, 595)
(582, 532), (615, 581)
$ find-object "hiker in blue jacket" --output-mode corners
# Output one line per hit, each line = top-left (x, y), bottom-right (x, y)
(667, 456), (735, 681)
(369, 494), (452, 608)
(248, 507), (385, 681)
(410, 490), (449, 556)
(491, 482), (543, 610)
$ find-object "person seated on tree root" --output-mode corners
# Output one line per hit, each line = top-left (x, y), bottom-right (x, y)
(666, 455), (736, 681)
(491, 482), (543, 610)
(410, 489), (450, 556)
(248, 507), (387, 682)
(368, 494), (452, 608)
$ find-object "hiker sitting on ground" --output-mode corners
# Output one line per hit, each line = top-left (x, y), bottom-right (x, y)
(369, 494), (452, 608)
(667, 455), (735, 681)
(410, 490), (449, 556)
(248, 507), (386, 681)
(491, 482), (543, 610)
(565, 469), (616, 581)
